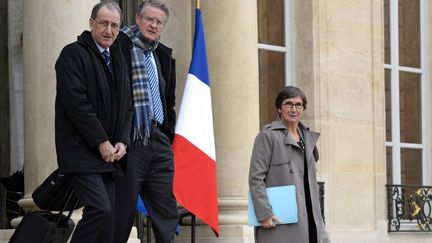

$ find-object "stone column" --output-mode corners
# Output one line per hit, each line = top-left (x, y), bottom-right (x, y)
(9, 0), (24, 176)
(175, 1), (259, 242)
(20, 0), (99, 210)
(305, 0), (386, 241)
(162, 0), (192, 102)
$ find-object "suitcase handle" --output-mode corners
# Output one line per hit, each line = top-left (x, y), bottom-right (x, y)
(55, 189), (80, 227)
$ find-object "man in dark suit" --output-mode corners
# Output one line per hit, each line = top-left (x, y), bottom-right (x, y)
(54, 2), (132, 243)
(114, 0), (178, 242)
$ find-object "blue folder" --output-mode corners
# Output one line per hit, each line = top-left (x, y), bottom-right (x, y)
(248, 185), (298, 226)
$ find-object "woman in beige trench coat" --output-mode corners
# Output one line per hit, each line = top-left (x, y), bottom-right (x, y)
(249, 86), (331, 243)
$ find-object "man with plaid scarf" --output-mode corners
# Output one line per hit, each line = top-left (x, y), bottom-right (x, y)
(114, 1), (178, 243)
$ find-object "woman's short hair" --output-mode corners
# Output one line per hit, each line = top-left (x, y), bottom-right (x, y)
(275, 86), (307, 110)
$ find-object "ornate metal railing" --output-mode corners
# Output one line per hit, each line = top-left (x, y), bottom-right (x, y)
(386, 184), (432, 232)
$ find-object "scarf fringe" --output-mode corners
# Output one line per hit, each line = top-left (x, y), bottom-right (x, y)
(133, 125), (150, 146)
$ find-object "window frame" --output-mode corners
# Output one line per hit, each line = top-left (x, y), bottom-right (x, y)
(257, 0), (294, 86)
(384, 0), (429, 185)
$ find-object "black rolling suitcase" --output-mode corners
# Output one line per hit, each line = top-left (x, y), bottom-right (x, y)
(8, 209), (75, 243)
(9, 170), (80, 243)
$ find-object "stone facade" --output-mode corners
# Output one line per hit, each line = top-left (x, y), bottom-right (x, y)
(2, 0), (431, 242)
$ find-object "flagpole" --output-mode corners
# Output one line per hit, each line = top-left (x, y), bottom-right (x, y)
(196, 0), (200, 9)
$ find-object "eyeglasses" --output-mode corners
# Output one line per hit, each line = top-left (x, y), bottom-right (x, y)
(141, 15), (165, 27)
(282, 102), (304, 110)
(92, 19), (120, 31)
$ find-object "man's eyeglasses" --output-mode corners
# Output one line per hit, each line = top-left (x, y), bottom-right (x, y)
(282, 102), (304, 110)
(141, 16), (165, 27)
(92, 19), (120, 31)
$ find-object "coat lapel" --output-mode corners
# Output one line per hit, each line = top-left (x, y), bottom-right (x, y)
(80, 32), (111, 114)
(154, 53), (166, 99)
(270, 119), (320, 160)
(299, 122), (320, 163)
(271, 118), (303, 149)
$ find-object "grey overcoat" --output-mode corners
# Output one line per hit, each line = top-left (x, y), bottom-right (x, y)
(249, 118), (331, 243)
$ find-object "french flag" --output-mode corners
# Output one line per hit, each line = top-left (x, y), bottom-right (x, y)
(172, 8), (219, 236)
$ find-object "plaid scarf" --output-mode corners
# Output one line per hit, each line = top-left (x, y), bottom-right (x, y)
(122, 25), (160, 145)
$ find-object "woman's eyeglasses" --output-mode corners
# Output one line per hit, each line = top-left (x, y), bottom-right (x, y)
(282, 102), (304, 110)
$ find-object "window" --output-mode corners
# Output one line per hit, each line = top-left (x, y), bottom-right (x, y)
(384, 0), (429, 186)
(257, 0), (293, 127)
(116, 0), (140, 26)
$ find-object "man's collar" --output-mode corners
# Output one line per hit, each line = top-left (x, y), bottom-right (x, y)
(93, 40), (109, 53)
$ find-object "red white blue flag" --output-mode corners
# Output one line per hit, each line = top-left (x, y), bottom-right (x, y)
(173, 8), (219, 236)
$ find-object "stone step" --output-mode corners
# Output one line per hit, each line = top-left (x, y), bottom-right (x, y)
(0, 228), (140, 243)
(128, 227), (141, 243)
(0, 229), (14, 242)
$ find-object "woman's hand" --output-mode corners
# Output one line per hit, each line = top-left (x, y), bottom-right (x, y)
(260, 215), (280, 229)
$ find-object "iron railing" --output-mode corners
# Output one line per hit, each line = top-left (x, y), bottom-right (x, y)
(386, 184), (432, 232)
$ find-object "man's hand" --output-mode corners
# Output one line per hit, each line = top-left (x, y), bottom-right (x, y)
(260, 215), (280, 229)
(113, 142), (127, 161)
(98, 140), (116, 162)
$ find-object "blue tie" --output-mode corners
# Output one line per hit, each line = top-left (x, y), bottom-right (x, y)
(144, 52), (164, 124)
(102, 49), (111, 72)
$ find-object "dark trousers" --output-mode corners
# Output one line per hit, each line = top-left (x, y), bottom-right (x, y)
(114, 127), (179, 243)
(66, 172), (115, 243)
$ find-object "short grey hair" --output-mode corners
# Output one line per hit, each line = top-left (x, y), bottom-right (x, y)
(137, 0), (169, 22)
(91, 1), (123, 23)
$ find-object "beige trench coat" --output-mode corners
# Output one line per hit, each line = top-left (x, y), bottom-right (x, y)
(249, 119), (331, 243)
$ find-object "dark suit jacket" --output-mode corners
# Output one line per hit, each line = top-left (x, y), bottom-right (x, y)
(55, 31), (133, 174)
(117, 32), (177, 142)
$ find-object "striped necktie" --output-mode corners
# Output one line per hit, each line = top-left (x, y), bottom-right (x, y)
(144, 51), (164, 124)
(102, 49), (111, 72)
